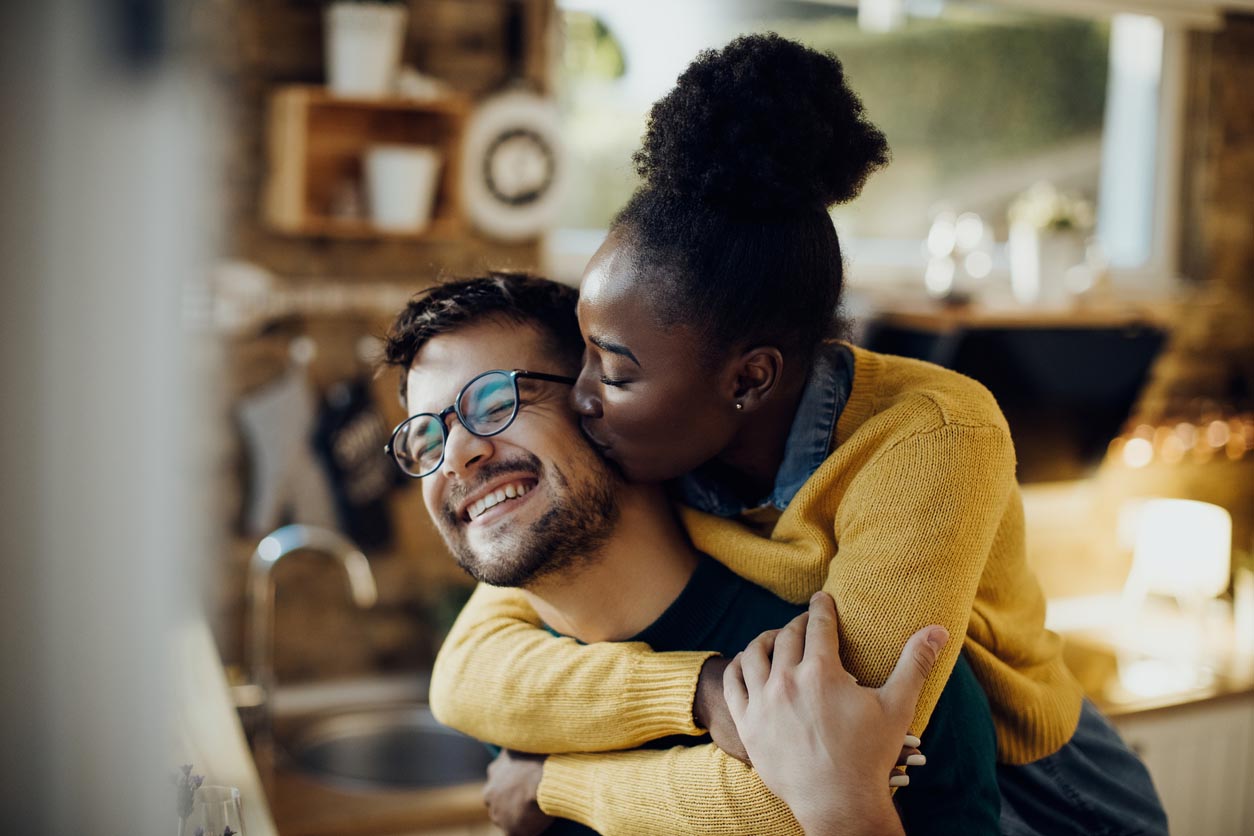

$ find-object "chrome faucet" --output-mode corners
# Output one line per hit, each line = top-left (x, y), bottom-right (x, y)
(245, 525), (378, 756)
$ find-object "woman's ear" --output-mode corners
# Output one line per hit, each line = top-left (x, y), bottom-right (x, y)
(730, 346), (785, 412)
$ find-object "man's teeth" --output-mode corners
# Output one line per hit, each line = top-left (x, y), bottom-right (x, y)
(468, 482), (532, 520)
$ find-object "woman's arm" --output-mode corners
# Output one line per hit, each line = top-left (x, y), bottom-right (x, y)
(822, 424), (1014, 733)
(539, 744), (805, 836)
(481, 744), (805, 836)
(686, 421), (1016, 739)
(429, 582), (718, 751)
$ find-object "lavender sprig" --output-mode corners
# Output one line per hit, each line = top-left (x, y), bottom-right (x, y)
(173, 763), (205, 821)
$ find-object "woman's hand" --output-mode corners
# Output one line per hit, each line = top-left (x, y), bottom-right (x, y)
(695, 656), (751, 763)
(483, 750), (553, 836)
(723, 592), (948, 836)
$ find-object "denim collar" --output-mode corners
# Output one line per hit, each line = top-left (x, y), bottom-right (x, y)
(675, 341), (854, 516)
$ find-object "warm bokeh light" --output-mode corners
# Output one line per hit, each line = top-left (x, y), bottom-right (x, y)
(1127, 499), (1232, 598)
(1122, 437), (1153, 468)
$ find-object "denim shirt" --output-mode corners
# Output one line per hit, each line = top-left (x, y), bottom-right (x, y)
(675, 341), (855, 516)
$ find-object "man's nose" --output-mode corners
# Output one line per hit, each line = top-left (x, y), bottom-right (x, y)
(441, 420), (494, 479)
(572, 364), (603, 418)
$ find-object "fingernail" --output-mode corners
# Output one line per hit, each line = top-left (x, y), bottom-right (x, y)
(906, 754), (927, 766)
(926, 626), (949, 652)
(810, 592), (824, 604)
(904, 734), (921, 748)
(889, 775), (910, 787)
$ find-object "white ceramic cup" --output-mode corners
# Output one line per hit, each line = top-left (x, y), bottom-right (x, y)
(365, 145), (442, 232)
(324, 3), (408, 97)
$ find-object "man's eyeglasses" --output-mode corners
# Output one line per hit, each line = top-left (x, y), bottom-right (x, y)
(386, 369), (577, 479)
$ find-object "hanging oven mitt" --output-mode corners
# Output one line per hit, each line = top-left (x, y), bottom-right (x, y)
(236, 368), (338, 536)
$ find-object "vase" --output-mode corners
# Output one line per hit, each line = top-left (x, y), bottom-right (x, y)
(1008, 222), (1087, 308)
(324, 3), (408, 97)
(185, 785), (246, 836)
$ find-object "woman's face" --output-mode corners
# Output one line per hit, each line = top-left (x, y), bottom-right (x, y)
(572, 232), (741, 483)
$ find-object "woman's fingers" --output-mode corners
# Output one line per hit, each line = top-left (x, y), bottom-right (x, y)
(897, 747), (927, 767)
(738, 628), (776, 698)
(895, 746), (924, 766)
(723, 655), (749, 721)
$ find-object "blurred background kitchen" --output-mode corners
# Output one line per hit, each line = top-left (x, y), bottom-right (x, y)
(3, 0), (1254, 833)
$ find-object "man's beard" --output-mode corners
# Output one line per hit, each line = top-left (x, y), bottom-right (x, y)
(437, 450), (620, 588)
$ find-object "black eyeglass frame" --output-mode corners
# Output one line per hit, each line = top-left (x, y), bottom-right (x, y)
(385, 368), (578, 479)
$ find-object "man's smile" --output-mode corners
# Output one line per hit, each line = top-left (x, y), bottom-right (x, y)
(457, 474), (541, 525)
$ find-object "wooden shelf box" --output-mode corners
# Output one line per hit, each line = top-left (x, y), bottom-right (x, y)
(264, 86), (470, 241)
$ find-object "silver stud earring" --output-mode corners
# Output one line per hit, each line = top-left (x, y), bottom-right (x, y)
(735, 402), (744, 411)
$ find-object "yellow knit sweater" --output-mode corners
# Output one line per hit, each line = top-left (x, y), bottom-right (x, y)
(430, 345), (1084, 835)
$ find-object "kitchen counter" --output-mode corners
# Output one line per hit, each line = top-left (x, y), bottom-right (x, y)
(1049, 594), (1254, 719)
(268, 768), (489, 836)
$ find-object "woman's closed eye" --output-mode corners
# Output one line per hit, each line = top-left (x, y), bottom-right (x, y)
(599, 375), (630, 388)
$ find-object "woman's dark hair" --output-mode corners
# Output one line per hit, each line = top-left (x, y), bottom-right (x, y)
(616, 33), (888, 363)
(383, 272), (582, 405)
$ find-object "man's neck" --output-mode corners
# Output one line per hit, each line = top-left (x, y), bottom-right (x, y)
(522, 484), (699, 643)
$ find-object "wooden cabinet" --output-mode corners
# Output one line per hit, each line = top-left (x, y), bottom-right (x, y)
(1112, 696), (1254, 836)
(264, 86), (470, 240)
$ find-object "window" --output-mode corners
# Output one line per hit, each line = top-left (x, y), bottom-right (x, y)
(551, 0), (1174, 288)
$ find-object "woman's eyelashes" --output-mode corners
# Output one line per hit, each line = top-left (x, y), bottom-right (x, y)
(599, 375), (630, 388)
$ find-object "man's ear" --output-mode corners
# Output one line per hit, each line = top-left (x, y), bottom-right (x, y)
(729, 346), (785, 412)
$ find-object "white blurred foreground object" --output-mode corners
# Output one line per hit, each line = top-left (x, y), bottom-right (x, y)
(324, 2), (408, 97)
(2, 2), (212, 831)
(365, 144), (442, 231)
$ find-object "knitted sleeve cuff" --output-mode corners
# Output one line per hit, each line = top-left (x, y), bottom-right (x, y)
(537, 753), (601, 822)
(619, 649), (717, 740)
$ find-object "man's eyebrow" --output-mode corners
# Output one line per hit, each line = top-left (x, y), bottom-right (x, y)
(589, 336), (641, 367)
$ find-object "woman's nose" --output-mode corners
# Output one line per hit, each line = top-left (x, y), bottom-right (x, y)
(441, 421), (494, 478)
(571, 364), (603, 418)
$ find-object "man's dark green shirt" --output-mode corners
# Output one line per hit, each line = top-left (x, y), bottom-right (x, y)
(529, 554), (1000, 835)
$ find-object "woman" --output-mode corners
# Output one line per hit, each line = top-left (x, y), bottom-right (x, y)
(432, 33), (1166, 835)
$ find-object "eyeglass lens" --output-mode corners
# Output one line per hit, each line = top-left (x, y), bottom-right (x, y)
(394, 371), (520, 477)
(458, 372), (516, 435)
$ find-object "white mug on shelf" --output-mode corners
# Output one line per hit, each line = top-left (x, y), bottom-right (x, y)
(323, 2), (408, 97)
(364, 145), (443, 233)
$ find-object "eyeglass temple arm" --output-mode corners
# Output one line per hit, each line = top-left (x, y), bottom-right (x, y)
(517, 370), (578, 385)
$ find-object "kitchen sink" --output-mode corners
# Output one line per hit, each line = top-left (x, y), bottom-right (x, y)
(282, 703), (493, 791)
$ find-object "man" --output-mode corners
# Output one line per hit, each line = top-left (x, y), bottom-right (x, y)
(383, 273), (1000, 835)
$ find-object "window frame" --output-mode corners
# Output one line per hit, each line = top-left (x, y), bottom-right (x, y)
(544, 2), (1206, 295)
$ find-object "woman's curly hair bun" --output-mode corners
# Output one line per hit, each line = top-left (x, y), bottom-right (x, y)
(633, 33), (889, 213)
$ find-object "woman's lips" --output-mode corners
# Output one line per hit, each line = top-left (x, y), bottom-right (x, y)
(580, 419), (614, 454)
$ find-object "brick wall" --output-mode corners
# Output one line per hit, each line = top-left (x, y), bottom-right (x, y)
(204, 0), (555, 681)
(1138, 13), (1254, 421)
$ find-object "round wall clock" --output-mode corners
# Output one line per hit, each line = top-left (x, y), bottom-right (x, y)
(461, 89), (564, 242)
